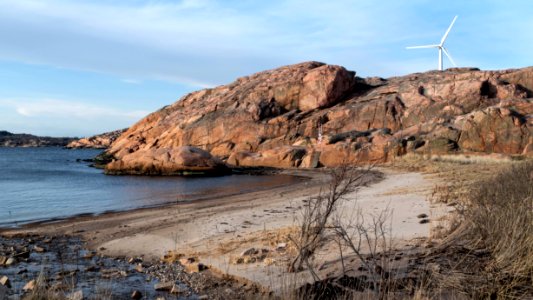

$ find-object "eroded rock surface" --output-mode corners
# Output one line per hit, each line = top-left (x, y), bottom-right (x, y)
(103, 62), (533, 173)
(67, 129), (127, 149)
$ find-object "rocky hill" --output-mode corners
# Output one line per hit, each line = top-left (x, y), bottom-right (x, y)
(66, 128), (127, 149)
(0, 131), (75, 147)
(102, 62), (533, 175)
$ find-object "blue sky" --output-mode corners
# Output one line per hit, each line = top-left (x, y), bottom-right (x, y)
(0, 0), (531, 137)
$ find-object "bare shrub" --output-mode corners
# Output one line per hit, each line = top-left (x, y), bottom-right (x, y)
(288, 164), (369, 278)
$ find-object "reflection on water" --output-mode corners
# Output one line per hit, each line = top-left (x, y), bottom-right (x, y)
(0, 148), (302, 227)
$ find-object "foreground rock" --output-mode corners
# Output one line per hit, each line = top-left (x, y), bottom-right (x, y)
(103, 62), (533, 172)
(66, 128), (127, 149)
(105, 146), (229, 175)
(0, 131), (75, 147)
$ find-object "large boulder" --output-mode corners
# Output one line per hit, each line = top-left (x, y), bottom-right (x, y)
(105, 146), (228, 175)
(102, 62), (533, 173)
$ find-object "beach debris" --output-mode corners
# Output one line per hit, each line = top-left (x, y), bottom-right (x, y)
(0, 256), (7, 266)
(154, 281), (174, 291)
(0, 276), (11, 288)
(23, 279), (36, 292)
(131, 290), (142, 300)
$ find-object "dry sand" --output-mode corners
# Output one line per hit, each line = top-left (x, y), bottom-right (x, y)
(1, 167), (450, 293)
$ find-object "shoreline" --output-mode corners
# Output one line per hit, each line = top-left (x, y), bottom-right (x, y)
(0, 168), (330, 238)
(0, 167), (310, 230)
(1, 166), (449, 297)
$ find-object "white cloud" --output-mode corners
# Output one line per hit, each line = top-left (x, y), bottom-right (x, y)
(0, 0), (422, 83)
(0, 0), (530, 83)
(0, 98), (151, 136)
(0, 98), (149, 120)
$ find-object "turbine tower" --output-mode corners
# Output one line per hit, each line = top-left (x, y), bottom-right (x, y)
(407, 16), (458, 71)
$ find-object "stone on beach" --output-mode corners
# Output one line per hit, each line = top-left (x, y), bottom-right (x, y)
(0, 276), (11, 288)
(154, 281), (174, 291)
(5, 257), (16, 266)
(23, 279), (36, 291)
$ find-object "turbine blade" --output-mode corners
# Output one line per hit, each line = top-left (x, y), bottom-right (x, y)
(406, 44), (440, 49)
(442, 47), (457, 67)
(440, 15), (458, 45)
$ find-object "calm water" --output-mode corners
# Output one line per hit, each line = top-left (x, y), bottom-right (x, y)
(0, 148), (301, 228)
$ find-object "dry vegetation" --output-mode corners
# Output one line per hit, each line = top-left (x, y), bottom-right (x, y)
(426, 160), (533, 299)
(288, 154), (532, 299)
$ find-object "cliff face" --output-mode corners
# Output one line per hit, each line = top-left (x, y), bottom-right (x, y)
(104, 62), (533, 174)
(66, 129), (127, 149)
(0, 131), (75, 147)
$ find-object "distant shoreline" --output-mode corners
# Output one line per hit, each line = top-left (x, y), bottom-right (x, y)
(0, 130), (76, 147)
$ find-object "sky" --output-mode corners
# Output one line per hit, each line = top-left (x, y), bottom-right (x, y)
(0, 0), (531, 137)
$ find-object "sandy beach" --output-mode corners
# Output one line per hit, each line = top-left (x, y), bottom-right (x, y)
(1, 166), (450, 294)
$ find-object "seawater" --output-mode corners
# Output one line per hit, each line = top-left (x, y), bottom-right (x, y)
(0, 147), (301, 227)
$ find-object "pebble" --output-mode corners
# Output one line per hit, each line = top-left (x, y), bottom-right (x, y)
(154, 281), (174, 291)
(23, 279), (36, 291)
(33, 246), (45, 253)
(5, 257), (16, 266)
(0, 276), (11, 288)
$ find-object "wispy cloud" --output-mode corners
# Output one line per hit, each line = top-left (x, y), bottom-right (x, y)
(0, 0), (434, 83)
(0, 99), (149, 119)
(0, 98), (150, 136)
(0, 0), (530, 84)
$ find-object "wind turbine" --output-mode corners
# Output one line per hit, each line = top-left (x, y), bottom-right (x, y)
(407, 15), (458, 71)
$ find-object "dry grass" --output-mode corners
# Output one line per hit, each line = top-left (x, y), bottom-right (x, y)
(422, 160), (533, 299)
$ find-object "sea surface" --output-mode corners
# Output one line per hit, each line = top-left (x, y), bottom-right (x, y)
(0, 147), (301, 228)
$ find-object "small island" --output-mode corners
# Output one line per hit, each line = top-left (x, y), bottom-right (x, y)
(0, 131), (75, 147)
